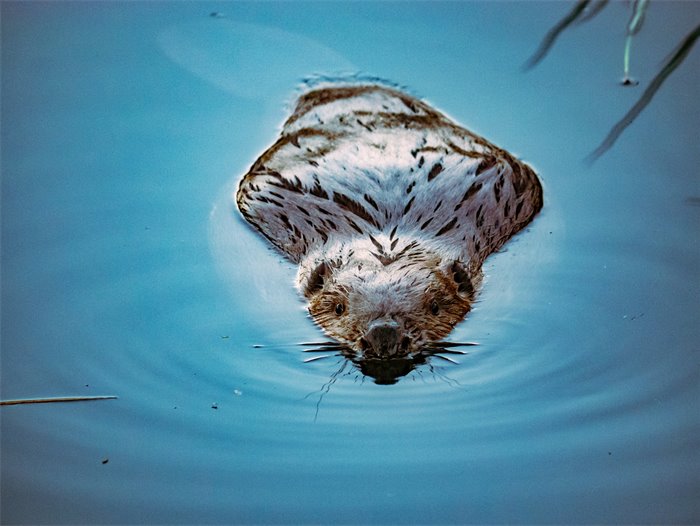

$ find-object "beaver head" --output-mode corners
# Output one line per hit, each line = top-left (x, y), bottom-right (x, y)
(300, 248), (475, 358)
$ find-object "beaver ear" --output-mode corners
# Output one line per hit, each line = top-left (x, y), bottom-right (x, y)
(304, 261), (331, 298)
(450, 261), (474, 298)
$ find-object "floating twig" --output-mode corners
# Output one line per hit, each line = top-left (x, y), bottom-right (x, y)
(0, 396), (118, 406)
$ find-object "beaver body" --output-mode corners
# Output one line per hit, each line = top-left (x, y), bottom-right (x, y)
(236, 83), (542, 358)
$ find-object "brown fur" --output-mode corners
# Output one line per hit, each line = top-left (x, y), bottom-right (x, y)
(236, 83), (543, 358)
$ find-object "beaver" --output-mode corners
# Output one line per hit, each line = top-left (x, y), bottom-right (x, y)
(236, 82), (543, 360)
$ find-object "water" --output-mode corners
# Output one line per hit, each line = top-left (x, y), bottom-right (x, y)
(2, 2), (699, 523)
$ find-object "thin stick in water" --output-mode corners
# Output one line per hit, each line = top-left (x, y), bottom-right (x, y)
(0, 396), (118, 406)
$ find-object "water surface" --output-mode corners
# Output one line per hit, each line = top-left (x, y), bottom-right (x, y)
(2, 2), (699, 524)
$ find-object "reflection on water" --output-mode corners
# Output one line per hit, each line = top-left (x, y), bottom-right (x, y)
(2, 2), (699, 524)
(157, 18), (354, 100)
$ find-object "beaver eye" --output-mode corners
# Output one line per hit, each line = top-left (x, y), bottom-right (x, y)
(430, 300), (439, 315)
(335, 303), (345, 316)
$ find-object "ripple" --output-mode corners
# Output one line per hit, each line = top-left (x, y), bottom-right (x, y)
(4, 3), (699, 524)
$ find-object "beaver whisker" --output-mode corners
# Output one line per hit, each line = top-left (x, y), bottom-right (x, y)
(299, 341), (344, 347)
(303, 354), (337, 363)
(432, 354), (460, 364)
(423, 348), (470, 355)
(426, 341), (479, 348)
(302, 346), (345, 353)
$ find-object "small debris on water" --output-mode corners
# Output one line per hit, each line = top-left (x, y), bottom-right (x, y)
(233, 389), (242, 396)
(253, 344), (263, 349)
(102, 458), (109, 465)
(220, 335), (230, 339)
(211, 403), (218, 410)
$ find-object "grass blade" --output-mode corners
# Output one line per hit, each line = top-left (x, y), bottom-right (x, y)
(579, 0), (608, 23)
(523, 0), (590, 71)
(588, 23), (700, 162)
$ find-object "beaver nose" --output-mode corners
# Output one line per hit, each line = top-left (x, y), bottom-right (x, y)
(362, 321), (401, 357)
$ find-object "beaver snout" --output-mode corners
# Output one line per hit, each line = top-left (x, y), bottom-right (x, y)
(360, 321), (410, 357)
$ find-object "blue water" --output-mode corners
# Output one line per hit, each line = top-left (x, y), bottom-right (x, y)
(2, 2), (699, 524)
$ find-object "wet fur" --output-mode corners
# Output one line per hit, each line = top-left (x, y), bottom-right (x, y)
(236, 83), (543, 356)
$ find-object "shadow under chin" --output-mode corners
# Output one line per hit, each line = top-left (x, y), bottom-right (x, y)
(348, 353), (428, 385)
